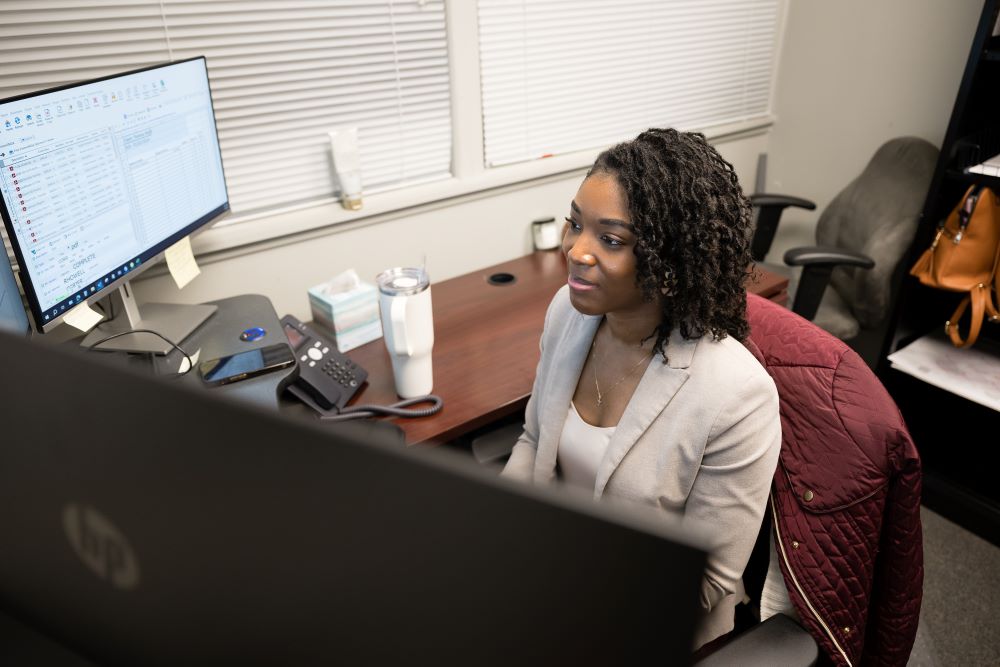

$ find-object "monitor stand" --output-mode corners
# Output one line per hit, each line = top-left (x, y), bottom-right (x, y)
(80, 282), (217, 355)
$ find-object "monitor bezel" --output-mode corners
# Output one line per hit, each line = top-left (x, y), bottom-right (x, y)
(0, 56), (230, 334)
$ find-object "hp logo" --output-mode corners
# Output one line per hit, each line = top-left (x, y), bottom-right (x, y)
(62, 504), (140, 590)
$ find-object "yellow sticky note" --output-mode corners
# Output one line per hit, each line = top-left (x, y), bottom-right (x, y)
(164, 236), (200, 289)
(63, 301), (104, 332)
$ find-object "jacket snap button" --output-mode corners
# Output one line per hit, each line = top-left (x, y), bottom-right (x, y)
(803, 489), (814, 502)
(843, 627), (851, 635)
(791, 540), (800, 549)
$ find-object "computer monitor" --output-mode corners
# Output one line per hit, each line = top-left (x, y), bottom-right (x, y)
(0, 57), (229, 353)
(0, 331), (708, 666)
(0, 246), (28, 336)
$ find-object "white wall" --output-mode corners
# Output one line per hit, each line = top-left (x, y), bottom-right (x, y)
(134, 133), (769, 322)
(763, 0), (982, 261)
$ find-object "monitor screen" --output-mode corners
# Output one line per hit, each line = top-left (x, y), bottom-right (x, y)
(0, 331), (707, 665)
(0, 57), (228, 332)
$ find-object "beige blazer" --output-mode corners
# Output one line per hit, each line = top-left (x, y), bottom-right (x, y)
(502, 286), (781, 647)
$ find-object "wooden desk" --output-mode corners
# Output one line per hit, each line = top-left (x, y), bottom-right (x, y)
(343, 252), (788, 445)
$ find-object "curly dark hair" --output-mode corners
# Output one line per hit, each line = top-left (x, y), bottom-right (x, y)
(587, 127), (754, 359)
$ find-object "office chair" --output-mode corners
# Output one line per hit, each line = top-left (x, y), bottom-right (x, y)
(695, 293), (923, 666)
(750, 137), (938, 350)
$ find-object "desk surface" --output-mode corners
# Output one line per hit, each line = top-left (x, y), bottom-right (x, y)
(335, 252), (788, 446)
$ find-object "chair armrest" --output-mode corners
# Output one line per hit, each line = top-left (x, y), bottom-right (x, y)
(783, 246), (875, 269)
(749, 194), (817, 210)
(692, 614), (818, 667)
(749, 194), (817, 262)
(782, 246), (875, 321)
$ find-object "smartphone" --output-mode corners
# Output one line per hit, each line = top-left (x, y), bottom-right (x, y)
(199, 343), (297, 387)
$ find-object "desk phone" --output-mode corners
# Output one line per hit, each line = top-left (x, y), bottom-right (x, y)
(280, 314), (367, 410)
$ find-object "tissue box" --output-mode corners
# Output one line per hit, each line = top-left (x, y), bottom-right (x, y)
(307, 278), (382, 352)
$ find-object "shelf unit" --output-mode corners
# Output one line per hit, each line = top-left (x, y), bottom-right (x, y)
(880, 0), (1000, 546)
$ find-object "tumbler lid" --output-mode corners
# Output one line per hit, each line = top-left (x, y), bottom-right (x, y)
(376, 266), (429, 297)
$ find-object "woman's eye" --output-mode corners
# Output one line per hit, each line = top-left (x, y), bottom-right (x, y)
(565, 217), (581, 231)
(602, 235), (624, 247)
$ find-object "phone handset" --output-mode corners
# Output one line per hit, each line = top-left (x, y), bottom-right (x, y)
(279, 314), (367, 411)
(279, 313), (443, 422)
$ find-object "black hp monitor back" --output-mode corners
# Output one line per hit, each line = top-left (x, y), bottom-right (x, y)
(0, 332), (707, 666)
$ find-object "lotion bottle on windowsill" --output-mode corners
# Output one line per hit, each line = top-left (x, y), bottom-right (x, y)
(329, 127), (363, 211)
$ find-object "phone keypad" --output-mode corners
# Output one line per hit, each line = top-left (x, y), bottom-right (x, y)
(322, 358), (360, 388)
(300, 340), (360, 388)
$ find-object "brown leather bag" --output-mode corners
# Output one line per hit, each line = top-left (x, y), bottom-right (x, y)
(910, 184), (1000, 347)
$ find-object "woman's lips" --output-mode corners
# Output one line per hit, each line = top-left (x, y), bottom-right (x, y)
(568, 275), (597, 291)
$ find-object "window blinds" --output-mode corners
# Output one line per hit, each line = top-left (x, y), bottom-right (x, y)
(0, 0), (452, 220)
(477, 0), (781, 167)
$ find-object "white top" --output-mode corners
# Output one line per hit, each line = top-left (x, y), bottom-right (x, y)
(760, 531), (800, 622)
(557, 402), (616, 492)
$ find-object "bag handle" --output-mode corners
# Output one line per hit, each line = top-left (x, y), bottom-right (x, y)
(946, 285), (989, 347)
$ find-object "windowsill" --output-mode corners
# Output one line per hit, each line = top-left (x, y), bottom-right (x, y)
(193, 116), (774, 259)
(195, 155), (590, 258)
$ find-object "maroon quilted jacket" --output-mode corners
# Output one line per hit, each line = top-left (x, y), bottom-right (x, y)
(745, 293), (923, 667)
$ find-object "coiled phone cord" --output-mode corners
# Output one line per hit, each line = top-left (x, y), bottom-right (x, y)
(318, 394), (443, 422)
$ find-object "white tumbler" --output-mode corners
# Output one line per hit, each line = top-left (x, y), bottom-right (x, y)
(376, 267), (434, 398)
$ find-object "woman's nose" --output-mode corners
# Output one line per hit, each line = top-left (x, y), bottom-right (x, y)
(567, 241), (597, 266)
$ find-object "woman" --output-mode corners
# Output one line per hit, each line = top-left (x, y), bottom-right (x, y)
(501, 128), (781, 648)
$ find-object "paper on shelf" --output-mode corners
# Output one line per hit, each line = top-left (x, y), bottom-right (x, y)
(965, 151), (1000, 176)
(888, 333), (1000, 412)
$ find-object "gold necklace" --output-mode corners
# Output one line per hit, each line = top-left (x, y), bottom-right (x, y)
(591, 335), (652, 407)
